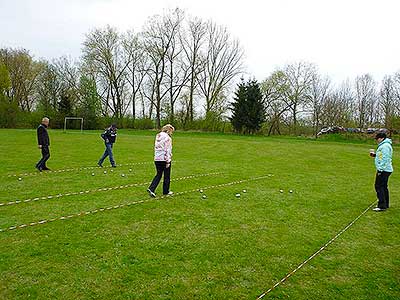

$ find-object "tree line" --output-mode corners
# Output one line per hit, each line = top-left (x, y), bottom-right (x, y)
(1, 8), (399, 135)
(0, 8), (243, 130)
(230, 62), (400, 136)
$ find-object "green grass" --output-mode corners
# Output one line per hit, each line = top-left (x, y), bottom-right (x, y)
(0, 129), (399, 299)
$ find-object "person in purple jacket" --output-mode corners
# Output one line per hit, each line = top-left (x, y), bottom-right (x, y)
(147, 124), (175, 197)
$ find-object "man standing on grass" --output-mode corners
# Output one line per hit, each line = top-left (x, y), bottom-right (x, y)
(36, 117), (51, 172)
(98, 123), (117, 168)
(370, 132), (393, 211)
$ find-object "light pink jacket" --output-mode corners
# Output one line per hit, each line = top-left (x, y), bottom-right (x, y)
(154, 131), (172, 162)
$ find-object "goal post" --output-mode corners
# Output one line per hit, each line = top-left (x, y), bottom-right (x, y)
(64, 117), (84, 133)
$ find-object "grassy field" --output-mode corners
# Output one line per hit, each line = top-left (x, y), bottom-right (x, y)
(0, 129), (399, 299)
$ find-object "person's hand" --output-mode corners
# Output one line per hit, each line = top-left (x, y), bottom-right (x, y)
(38, 145), (42, 149)
(166, 162), (170, 168)
(105, 139), (109, 143)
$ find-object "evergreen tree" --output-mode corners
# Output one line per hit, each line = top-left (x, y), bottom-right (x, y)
(230, 79), (247, 133)
(230, 79), (265, 134)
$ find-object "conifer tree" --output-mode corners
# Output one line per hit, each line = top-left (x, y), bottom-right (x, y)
(230, 79), (265, 134)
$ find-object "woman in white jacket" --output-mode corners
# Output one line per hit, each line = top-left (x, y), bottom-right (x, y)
(147, 124), (175, 197)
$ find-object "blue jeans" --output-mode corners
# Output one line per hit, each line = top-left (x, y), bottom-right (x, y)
(98, 143), (115, 166)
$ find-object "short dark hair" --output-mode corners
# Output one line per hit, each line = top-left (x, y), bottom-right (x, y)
(111, 123), (117, 128)
(375, 132), (387, 139)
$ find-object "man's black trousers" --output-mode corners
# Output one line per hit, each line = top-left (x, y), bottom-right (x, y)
(36, 146), (50, 170)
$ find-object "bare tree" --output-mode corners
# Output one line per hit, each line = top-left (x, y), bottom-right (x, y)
(282, 62), (316, 134)
(142, 9), (183, 128)
(197, 21), (244, 116)
(164, 10), (190, 123)
(379, 75), (397, 130)
(122, 30), (147, 121)
(318, 80), (354, 129)
(355, 74), (377, 128)
(82, 25), (131, 118)
(309, 73), (331, 137)
(181, 16), (206, 122)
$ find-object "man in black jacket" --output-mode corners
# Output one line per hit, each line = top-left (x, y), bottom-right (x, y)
(36, 117), (51, 171)
(98, 124), (117, 167)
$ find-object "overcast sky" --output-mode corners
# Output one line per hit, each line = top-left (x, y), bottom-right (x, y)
(1, 0), (399, 84)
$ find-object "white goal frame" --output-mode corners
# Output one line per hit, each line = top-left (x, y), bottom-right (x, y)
(64, 117), (84, 133)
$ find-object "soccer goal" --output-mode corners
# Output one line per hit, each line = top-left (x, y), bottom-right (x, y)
(64, 117), (84, 133)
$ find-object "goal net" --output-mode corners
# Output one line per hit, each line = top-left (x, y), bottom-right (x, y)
(64, 117), (84, 133)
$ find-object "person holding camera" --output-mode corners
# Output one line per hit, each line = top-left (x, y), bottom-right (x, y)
(369, 132), (393, 211)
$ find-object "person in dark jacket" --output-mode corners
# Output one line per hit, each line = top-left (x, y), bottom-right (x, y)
(98, 124), (117, 167)
(36, 117), (51, 171)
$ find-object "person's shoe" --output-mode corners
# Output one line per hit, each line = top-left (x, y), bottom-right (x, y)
(35, 166), (42, 172)
(147, 189), (156, 198)
(163, 191), (174, 196)
(373, 207), (386, 212)
(112, 165), (117, 168)
(42, 167), (51, 171)
(97, 162), (103, 167)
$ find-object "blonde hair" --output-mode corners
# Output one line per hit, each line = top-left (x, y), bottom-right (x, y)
(42, 117), (49, 123)
(161, 124), (175, 134)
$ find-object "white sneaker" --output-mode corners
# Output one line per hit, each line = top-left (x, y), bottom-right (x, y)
(147, 189), (156, 198)
(164, 191), (174, 196)
(372, 207), (385, 212)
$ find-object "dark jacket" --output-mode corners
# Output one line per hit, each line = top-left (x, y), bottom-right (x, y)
(37, 124), (50, 146)
(101, 127), (117, 144)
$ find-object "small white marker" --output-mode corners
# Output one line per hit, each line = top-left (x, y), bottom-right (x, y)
(18, 177), (22, 181)
(235, 193), (241, 198)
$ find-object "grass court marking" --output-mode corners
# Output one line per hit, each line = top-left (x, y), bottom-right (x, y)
(256, 200), (377, 299)
(6, 161), (154, 178)
(0, 174), (271, 233)
(0, 172), (222, 207)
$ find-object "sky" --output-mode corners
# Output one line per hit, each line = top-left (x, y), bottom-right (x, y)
(1, 0), (400, 85)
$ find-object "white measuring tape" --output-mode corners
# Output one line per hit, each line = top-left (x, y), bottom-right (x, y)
(0, 174), (272, 233)
(0, 172), (222, 207)
(256, 199), (377, 299)
(6, 161), (154, 178)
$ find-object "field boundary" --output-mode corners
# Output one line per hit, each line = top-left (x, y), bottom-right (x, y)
(0, 174), (272, 233)
(6, 161), (154, 178)
(256, 199), (377, 299)
(0, 172), (222, 207)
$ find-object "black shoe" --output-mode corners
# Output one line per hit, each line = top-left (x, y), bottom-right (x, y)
(42, 167), (51, 171)
(112, 165), (117, 168)
(35, 166), (42, 172)
(98, 162), (103, 167)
